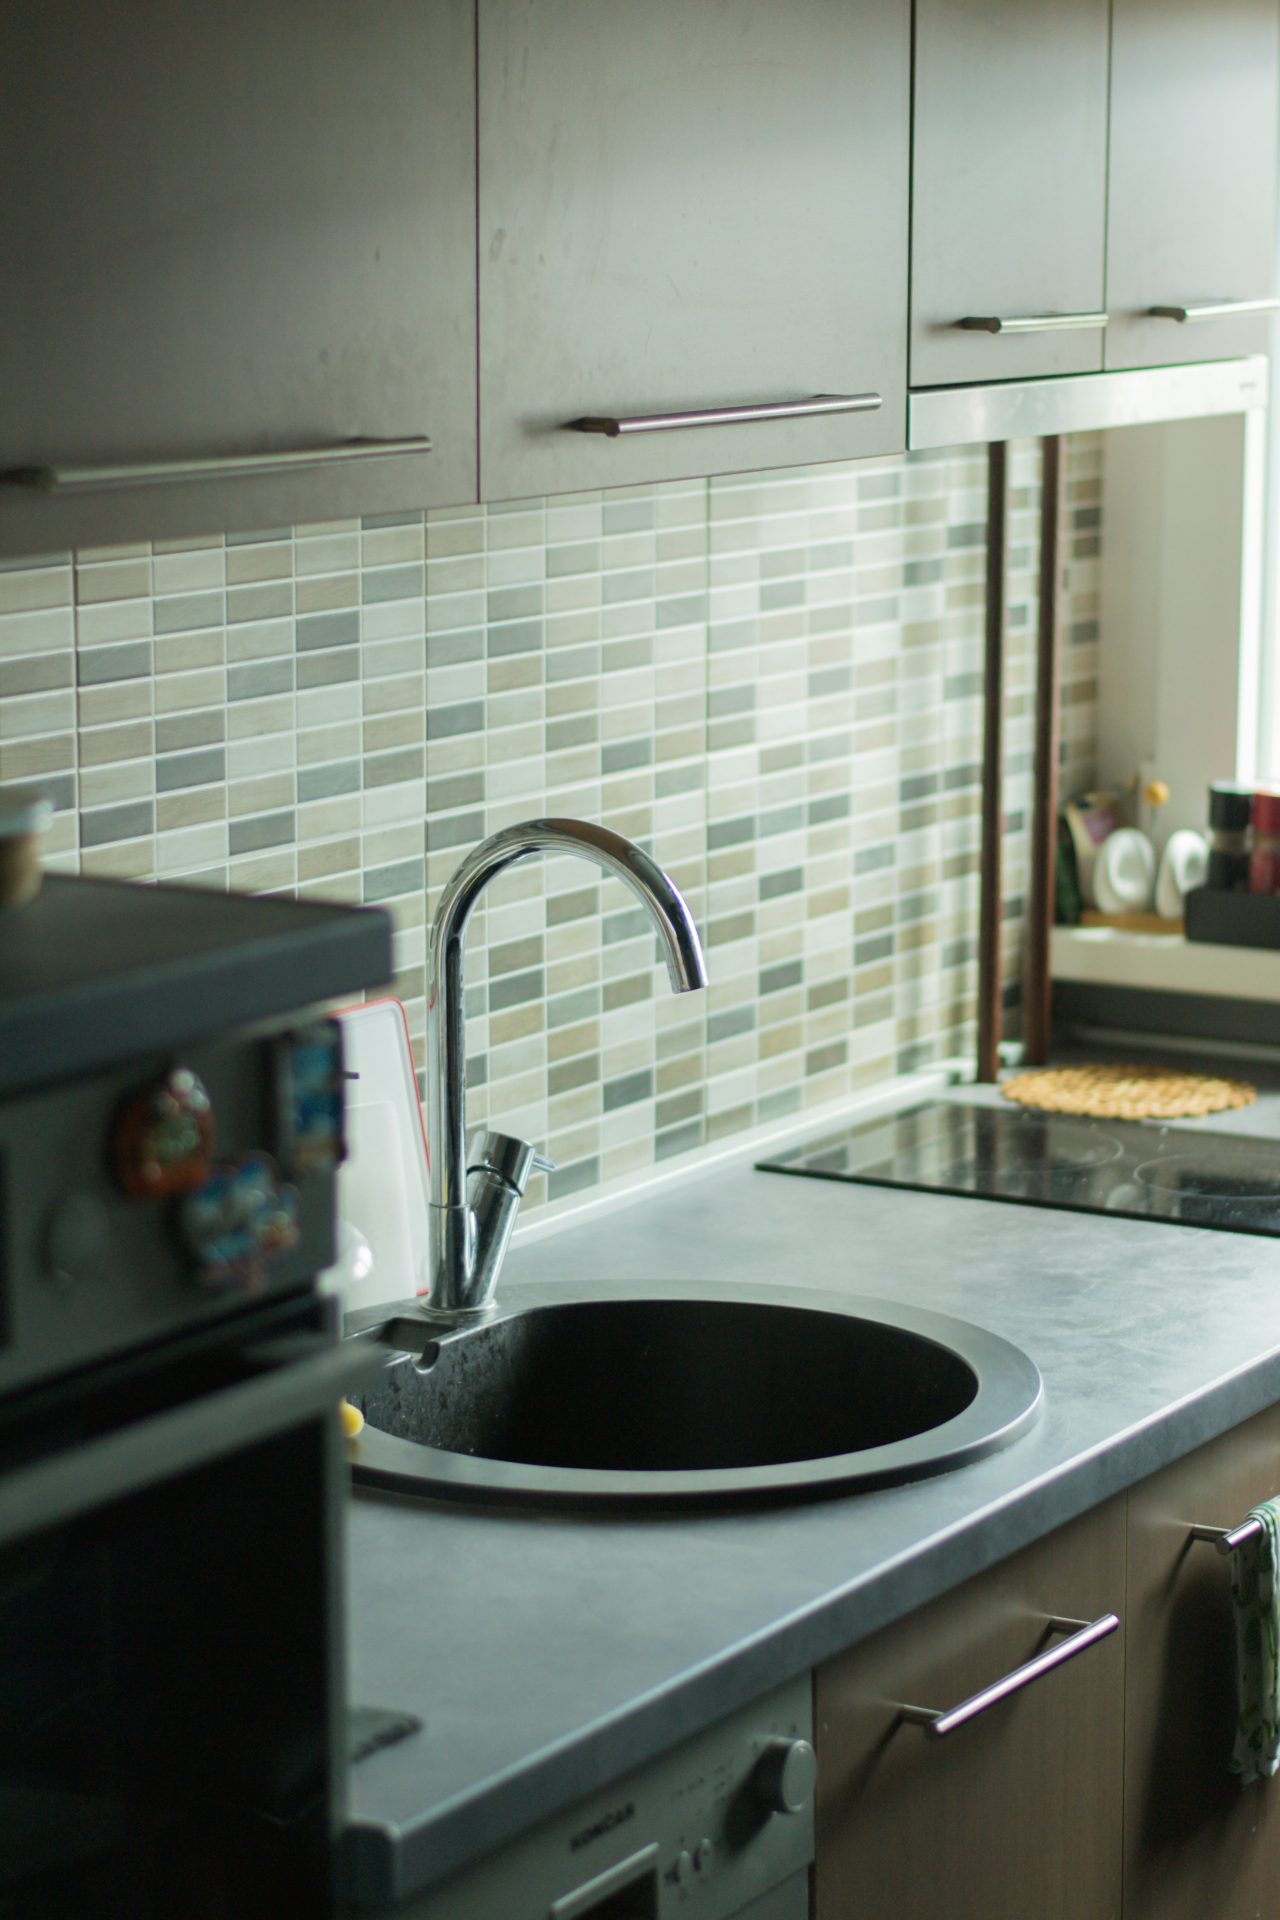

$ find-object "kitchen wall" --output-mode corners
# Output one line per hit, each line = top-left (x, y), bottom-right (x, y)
(0, 436), (1102, 1207)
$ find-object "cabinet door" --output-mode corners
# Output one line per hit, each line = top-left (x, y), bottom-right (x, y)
(477, 0), (909, 500)
(1124, 1404), (1280, 1920)
(0, 2), (477, 558)
(1105, 0), (1280, 372)
(814, 1500), (1125, 1920)
(911, 0), (1110, 388)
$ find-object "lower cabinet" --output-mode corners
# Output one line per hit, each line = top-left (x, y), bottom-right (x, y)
(1124, 1402), (1280, 1920)
(814, 1500), (1127, 1920)
(815, 1406), (1280, 1919)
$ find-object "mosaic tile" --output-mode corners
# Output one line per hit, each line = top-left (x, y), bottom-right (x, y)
(0, 438), (1103, 1205)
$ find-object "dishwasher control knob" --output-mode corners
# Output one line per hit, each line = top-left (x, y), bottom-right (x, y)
(751, 1737), (816, 1817)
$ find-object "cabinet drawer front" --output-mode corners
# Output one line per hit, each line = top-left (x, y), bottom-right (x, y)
(0, 1), (478, 557)
(478, 0), (909, 500)
(1125, 1402), (1280, 1920)
(815, 1500), (1125, 1920)
(1106, 0), (1279, 373)
(911, 0), (1110, 389)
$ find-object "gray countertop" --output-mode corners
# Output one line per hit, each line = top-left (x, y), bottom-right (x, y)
(342, 1079), (1280, 1909)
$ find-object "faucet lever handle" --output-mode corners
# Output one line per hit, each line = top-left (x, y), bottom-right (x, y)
(467, 1130), (553, 1197)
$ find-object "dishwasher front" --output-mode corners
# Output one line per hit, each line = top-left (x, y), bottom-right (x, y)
(354, 1674), (815, 1920)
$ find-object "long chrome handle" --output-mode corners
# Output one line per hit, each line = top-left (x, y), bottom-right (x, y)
(900, 1612), (1120, 1739)
(567, 393), (881, 436)
(1189, 1518), (1265, 1555)
(1, 435), (432, 494)
(955, 312), (1109, 335)
(1148, 299), (1280, 325)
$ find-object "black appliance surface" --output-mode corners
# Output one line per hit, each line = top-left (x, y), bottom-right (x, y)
(759, 1099), (1280, 1238)
(0, 883), (390, 1917)
(0, 872), (392, 1098)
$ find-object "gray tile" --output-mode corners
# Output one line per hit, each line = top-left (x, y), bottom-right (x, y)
(808, 794), (850, 826)
(297, 648), (358, 690)
(156, 711), (225, 753)
(759, 960), (802, 996)
(364, 858), (424, 904)
(428, 810), (487, 851)
(548, 1157), (600, 1202)
(548, 987), (602, 1028)
(297, 610), (359, 652)
(299, 762), (360, 804)
(487, 586), (542, 622)
(656, 595), (706, 627)
(428, 631), (484, 668)
(0, 654), (72, 696)
(426, 701), (484, 740)
(656, 1118), (703, 1160)
(489, 967), (546, 1013)
(230, 810), (295, 856)
(365, 747), (425, 788)
(708, 1007), (755, 1043)
(855, 843), (895, 875)
(153, 591), (223, 634)
(363, 564), (425, 604)
(229, 658), (293, 701)
(77, 641), (152, 686)
(603, 1069), (653, 1112)
(488, 620), (543, 658)
(80, 800), (154, 847)
(426, 773), (485, 814)
(601, 739), (653, 776)
(156, 747), (225, 792)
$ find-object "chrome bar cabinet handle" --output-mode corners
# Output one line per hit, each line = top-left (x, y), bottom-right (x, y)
(1189, 1517), (1265, 1556)
(567, 393), (881, 436)
(1148, 298), (1280, 324)
(900, 1611), (1120, 1739)
(1, 435), (433, 494)
(955, 311), (1109, 335)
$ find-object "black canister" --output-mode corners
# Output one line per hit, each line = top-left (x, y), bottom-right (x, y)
(1206, 781), (1252, 889)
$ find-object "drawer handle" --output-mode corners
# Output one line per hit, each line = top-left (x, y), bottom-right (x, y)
(954, 311), (1109, 335)
(900, 1612), (1120, 1739)
(1, 436), (433, 494)
(1148, 298), (1280, 325)
(1189, 1518), (1264, 1556)
(566, 393), (881, 436)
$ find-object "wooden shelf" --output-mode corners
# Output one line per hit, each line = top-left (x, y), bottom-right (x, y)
(1050, 924), (1280, 1003)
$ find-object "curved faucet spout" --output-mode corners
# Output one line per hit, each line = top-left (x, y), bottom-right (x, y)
(424, 819), (707, 1316)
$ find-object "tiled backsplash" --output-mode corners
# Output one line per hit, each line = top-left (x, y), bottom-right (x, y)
(0, 437), (1102, 1207)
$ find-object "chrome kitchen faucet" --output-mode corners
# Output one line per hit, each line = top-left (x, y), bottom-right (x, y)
(422, 819), (708, 1318)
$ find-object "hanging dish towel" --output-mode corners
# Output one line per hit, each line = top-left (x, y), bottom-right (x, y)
(1230, 1500), (1280, 1782)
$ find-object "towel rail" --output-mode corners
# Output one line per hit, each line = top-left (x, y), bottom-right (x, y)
(1189, 1518), (1264, 1556)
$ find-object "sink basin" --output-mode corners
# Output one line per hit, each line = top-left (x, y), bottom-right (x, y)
(345, 1281), (1042, 1508)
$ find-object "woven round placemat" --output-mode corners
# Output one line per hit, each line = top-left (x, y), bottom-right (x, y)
(1002, 1063), (1256, 1120)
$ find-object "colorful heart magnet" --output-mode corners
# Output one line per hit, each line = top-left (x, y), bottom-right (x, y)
(112, 1066), (215, 1198)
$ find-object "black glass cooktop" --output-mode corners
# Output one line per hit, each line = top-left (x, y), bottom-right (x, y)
(758, 1100), (1280, 1238)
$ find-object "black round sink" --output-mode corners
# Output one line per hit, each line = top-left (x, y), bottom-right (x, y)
(346, 1282), (1043, 1508)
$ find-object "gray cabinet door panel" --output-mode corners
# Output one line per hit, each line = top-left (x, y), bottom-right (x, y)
(478, 0), (909, 500)
(910, 0), (1110, 389)
(0, 2), (477, 557)
(1106, 0), (1280, 372)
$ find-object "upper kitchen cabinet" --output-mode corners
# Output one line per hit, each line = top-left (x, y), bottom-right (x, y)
(476, 0), (910, 500)
(1105, 0), (1280, 372)
(0, 2), (477, 559)
(910, 0), (1111, 388)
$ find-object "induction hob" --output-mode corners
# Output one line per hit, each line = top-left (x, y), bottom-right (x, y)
(758, 1099), (1280, 1238)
